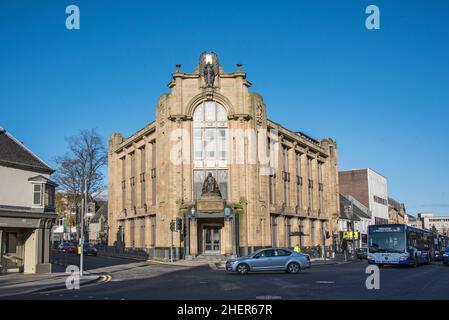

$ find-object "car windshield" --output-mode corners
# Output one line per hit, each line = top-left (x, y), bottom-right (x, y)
(369, 232), (405, 253)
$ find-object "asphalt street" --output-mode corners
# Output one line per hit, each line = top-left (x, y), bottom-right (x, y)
(5, 254), (449, 300)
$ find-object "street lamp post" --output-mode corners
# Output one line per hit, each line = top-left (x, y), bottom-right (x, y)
(79, 180), (87, 277)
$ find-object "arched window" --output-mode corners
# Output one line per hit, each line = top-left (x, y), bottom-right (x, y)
(193, 101), (229, 200)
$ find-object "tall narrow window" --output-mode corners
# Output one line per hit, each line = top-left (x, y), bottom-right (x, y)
(151, 142), (156, 206)
(140, 147), (146, 208)
(130, 152), (136, 211)
(282, 146), (290, 206)
(121, 157), (126, 212)
(268, 138), (275, 205)
(269, 174), (275, 205)
(33, 184), (42, 205)
(307, 157), (313, 213)
(318, 162), (324, 214)
(295, 153), (302, 209)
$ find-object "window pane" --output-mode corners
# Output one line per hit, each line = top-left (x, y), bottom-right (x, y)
(33, 184), (42, 205)
(194, 129), (203, 160)
(204, 102), (216, 122)
(217, 129), (228, 160)
(216, 103), (227, 122)
(205, 129), (215, 159)
(193, 103), (204, 122)
(217, 170), (228, 200)
(194, 170), (205, 199)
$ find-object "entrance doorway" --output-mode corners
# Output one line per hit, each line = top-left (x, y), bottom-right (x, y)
(202, 226), (221, 254)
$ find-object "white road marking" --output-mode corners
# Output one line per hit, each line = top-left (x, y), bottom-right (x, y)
(256, 295), (282, 300)
(219, 283), (240, 291)
(315, 281), (335, 284)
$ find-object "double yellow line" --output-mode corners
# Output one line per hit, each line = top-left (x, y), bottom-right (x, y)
(99, 274), (112, 283)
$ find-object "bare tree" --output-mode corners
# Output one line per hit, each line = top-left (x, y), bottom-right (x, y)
(54, 129), (108, 239)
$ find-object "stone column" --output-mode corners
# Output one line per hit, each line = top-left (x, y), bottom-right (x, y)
(43, 226), (50, 264)
(190, 218), (198, 256)
(223, 219), (231, 255)
(314, 220), (322, 248)
(277, 216), (286, 247)
(298, 218), (304, 248)
(311, 219), (316, 246)
(185, 215), (190, 257)
(232, 214), (237, 257)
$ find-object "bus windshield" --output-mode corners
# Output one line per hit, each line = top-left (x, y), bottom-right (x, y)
(369, 232), (405, 253)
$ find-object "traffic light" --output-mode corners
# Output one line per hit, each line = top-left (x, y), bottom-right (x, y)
(175, 217), (183, 231)
(170, 220), (175, 232)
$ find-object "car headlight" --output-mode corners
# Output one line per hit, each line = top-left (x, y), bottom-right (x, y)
(367, 255), (374, 260)
(444, 254), (448, 257)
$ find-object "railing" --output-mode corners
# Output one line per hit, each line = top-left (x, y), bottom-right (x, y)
(97, 245), (151, 261)
(50, 249), (71, 267)
(301, 246), (334, 259)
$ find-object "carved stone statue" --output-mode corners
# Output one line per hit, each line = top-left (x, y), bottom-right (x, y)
(199, 52), (219, 88)
(201, 173), (222, 197)
(203, 63), (215, 88)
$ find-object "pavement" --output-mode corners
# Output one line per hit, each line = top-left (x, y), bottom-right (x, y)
(0, 271), (100, 298)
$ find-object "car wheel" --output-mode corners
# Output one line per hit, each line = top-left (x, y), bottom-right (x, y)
(287, 262), (301, 274)
(237, 263), (249, 275)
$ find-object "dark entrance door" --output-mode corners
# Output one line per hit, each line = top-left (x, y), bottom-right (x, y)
(203, 226), (221, 254)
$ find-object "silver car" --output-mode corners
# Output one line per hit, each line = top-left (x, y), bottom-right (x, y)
(225, 248), (311, 275)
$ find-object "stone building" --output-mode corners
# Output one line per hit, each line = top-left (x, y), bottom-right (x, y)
(108, 53), (340, 260)
(388, 197), (406, 224)
(406, 214), (422, 228)
(0, 127), (56, 273)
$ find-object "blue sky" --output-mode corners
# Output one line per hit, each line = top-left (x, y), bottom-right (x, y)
(1, 0), (448, 216)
